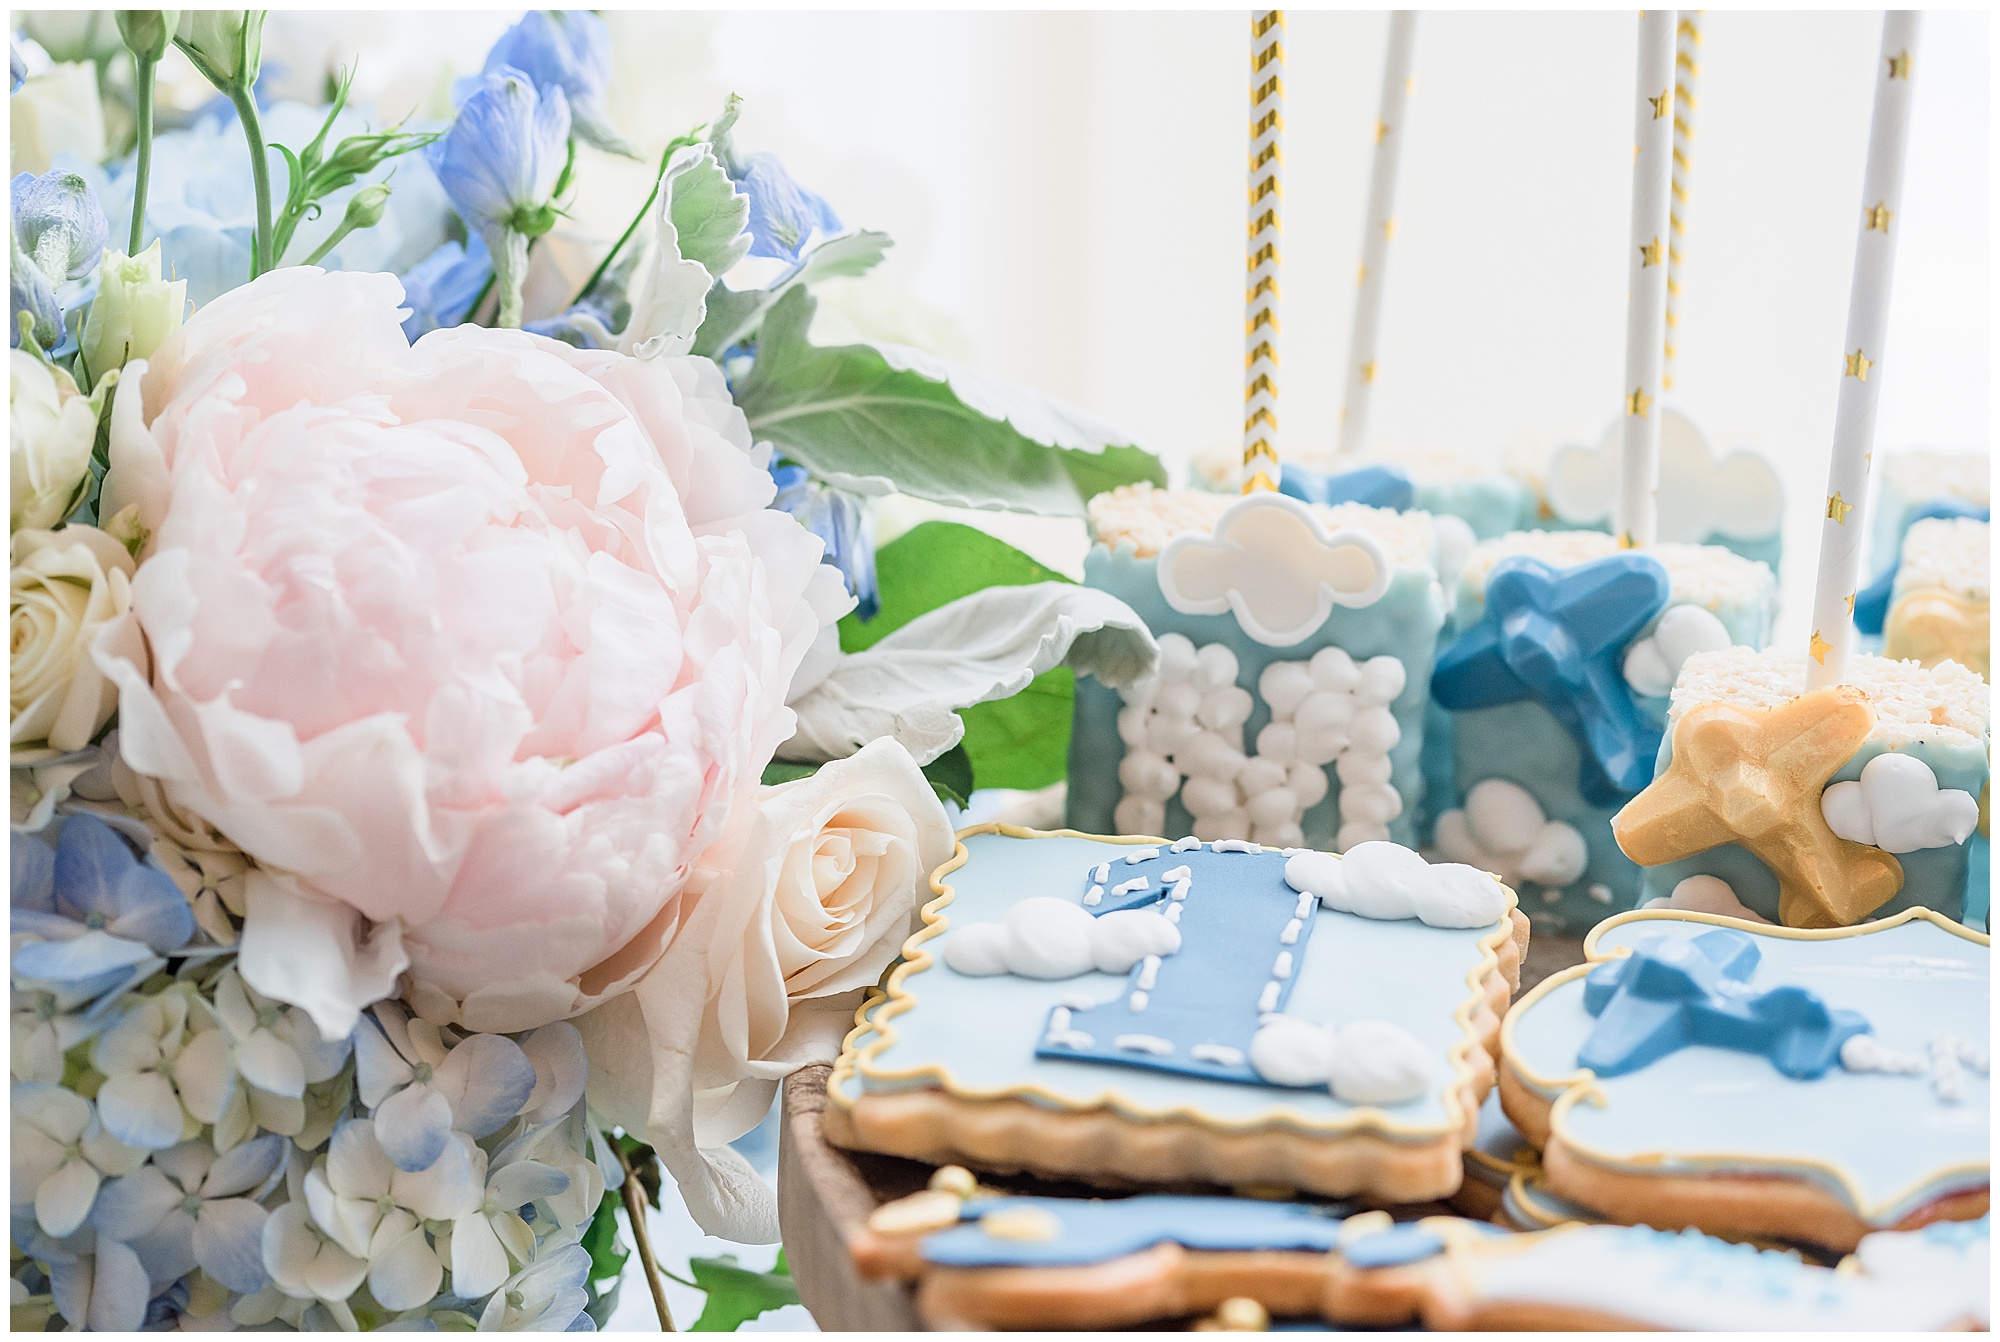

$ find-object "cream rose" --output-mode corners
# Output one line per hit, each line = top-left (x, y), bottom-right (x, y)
(578, 736), (953, 1241)
(10, 351), (98, 532)
(9, 62), (107, 175)
(10, 525), (146, 762)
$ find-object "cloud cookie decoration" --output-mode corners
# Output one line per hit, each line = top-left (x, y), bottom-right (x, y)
(1822, 753), (1981, 854)
(1546, 408), (1783, 544)
(1157, 493), (1392, 646)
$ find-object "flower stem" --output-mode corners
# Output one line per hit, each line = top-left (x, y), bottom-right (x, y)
(129, 55), (157, 255)
(614, 1142), (675, 1331)
(228, 82), (275, 278)
(300, 221), (356, 268)
(492, 229), (530, 328)
(572, 128), (705, 308)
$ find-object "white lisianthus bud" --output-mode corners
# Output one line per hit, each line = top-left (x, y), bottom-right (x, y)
(10, 524), (141, 761)
(9, 350), (97, 532)
(8, 62), (106, 174)
(174, 10), (264, 88)
(19, 12), (124, 64)
(117, 11), (181, 63)
(80, 242), (187, 380)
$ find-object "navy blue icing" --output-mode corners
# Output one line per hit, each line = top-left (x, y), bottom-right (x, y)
(1039, 847), (1314, 1089)
(1854, 498), (1990, 635)
(919, 1195), (1348, 1268)
(1578, 929), (1870, 1079)
(1280, 462), (1417, 512)
(1431, 553), (1669, 806)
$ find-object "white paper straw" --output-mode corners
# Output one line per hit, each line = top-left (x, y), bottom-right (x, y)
(1244, 10), (1285, 494)
(1615, 10), (1677, 549)
(1807, 12), (1921, 689)
(1338, 10), (1417, 457)
(1663, 11), (1700, 391)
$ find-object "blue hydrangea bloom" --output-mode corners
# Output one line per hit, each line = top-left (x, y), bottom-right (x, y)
(427, 66), (571, 238)
(771, 462), (878, 620)
(399, 233), (493, 339)
(11, 814), (195, 989)
(469, 10), (629, 156)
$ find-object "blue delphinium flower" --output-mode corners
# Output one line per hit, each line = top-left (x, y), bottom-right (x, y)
(10, 35), (27, 93)
(11, 228), (62, 349)
(11, 813), (195, 993)
(399, 233), (493, 339)
(12, 170), (109, 283)
(712, 97), (840, 263)
(427, 66), (570, 327)
(469, 10), (632, 157)
(771, 462), (878, 619)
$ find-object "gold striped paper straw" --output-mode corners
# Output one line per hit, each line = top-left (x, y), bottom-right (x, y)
(1338, 11), (1418, 457)
(1663, 11), (1701, 391)
(1808, 12), (1920, 690)
(1243, 9), (1285, 494)
(1615, 10), (1677, 550)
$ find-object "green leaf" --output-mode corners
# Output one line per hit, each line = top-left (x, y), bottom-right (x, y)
(735, 288), (1162, 518)
(921, 742), (974, 808)
(687, 1254), (800, 1331)
(760, 760), (819, 786)
(580, 1190), (630, 1285)
(666, 144), (752, 280)
(692, 229), (893, 358)
(839, 521), (1075, 791)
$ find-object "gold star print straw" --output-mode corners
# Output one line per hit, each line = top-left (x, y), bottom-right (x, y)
(1616, 10), (1677, 549)
(1338, 11), (1417, 457)
(1663, 11), (1700, 391)
(1808, 11), (1921, 689)
(1243, 10), (1284, 494)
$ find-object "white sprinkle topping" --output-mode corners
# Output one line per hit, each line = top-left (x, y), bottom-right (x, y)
(1164, 903), (1184, 925)
(1059, 993), (1098, 1010)
(1258, 981), (1281, 1013)
(1128, 991), (1149, 1012)
(1587, 883), (1614, 905)
(1112, 877), (1150, 897)
(1272, 951), (1294, 979)
(1212, 839), (1262, 853)
(1093, 863), (1111, 883)
(1294, 893), (1317, 920)
(1279, 918), (1303, 945)
(1136, 955), (1162, 991)
(1170, 879), (1192, 902)
(1191, 1044), (1245, 1067)
(1045, 1029), (1095, 1049)
(1050, 1007), (1072, 1030)
(1125, 848), (1160, 864)
(1171, 835), (1201, 851)
(1114, 1034), (1174, 1055)
(1084, 885), (1104, 907)
(1161, 865), (1192, 883)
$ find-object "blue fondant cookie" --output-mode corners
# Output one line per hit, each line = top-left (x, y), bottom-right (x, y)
(824, 825), (1528, 1205)
(1500, 907), (1990, 1251)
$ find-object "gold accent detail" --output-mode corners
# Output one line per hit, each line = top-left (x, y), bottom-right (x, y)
(1245, 310), (1278, 335)
(1381, 217), (1396, 240)
(1886, 50), (1911, 79)
(1245, 373), (1275, 398)
(1844, 348), (1872, 381)
(1248, 209), (1279, 237)
(1884, 587), (1991, 681)
(1359, 361), (1377, 384)
(1639, 236), (1664, 267)
(1242, 470), (1280, 494)
(1625, 386), (1653, 417)
(1248, 243), (1276, 269)
(1245, 342), (1276, 368)
(1253, 10), (1284, 39)
(1808, 628), (1833, 664)
(1844, 592), (1856, 616)
(1865, 201), (1892, 232)
(1247, 275), (1276, 300)
(1250, 177), (1281, 205)
(1825, 491), (1854, 524)
(1374, 118), (1390, 143)
(1253, 75), (1285, 103)
(1356, 264), (1367, 286)
(1648, 89), (1671, 119)
(1252, 40), (1285, 70)
(1244, 407), (1277, 430)
(1617, 532), (1639, 550)
(1253, 110), (1284, 138)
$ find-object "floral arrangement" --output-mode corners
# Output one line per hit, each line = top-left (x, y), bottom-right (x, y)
(11, 10), (1162, 1330)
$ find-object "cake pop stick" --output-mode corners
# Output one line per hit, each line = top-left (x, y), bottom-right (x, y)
(1663, 11), (1700, 391)
(1244, 9), (1285, 495)
(1337, 11), (1417, 458)
(1615, 9), (1677, 549)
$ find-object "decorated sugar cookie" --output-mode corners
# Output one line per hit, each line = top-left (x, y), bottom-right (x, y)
(1614, 647), (1988, 926)
(1324, 1214), (1990, 1331)
(1500, 907), (1990, 1252)
(824, 825), (1528, 1204)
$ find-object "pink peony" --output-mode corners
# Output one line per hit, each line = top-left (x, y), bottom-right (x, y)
(97, 268), (846, 1036)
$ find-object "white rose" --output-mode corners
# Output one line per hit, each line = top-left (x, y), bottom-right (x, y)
(11, 351), (98, 532)
(10, 524), (143, 762)
(9, 62), (106, 175)
(576, 736), (954, 1241)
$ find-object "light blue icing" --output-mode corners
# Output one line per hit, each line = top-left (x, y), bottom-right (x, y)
(1040, 848), (1321, 1088)
(846, 831), (1505, 1135)
(1069, 541), (1445, 849)
(1468, 1089), (1532, 1173)
(1632, 734), (1991, 924)
(919, 1195), (1348, 1268)
(1965, 830), (1989, 933)
(1506, 912), (1989, 1223)
(1414, 474), (1532, 542)
(1443, 546), (1777, 934)
(1501, 1168), (1605, 1230)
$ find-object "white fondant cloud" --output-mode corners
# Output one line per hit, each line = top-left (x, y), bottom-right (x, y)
(1622, 604), (1733, 698)
(1641, 874), (1771, 924)
(1821, 753), (1980, 854)
(943, 897), (1181, 980)
(1285, 842), (1509, 928)
(1431, 778), (1588, 889)
(1857, 1220), (1991, 1328)
(1248, 1014), (1432, 1103)
(1157, 493), (1391, 646)
(1545, 407), (1783, 543)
